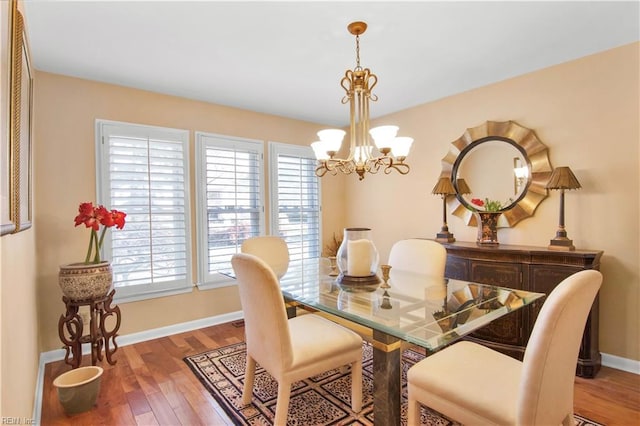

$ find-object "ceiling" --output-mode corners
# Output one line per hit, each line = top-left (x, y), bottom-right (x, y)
(22, 1), (640, 127)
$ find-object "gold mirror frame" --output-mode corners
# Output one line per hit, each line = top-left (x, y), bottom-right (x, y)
(440, 121), (552, 227)
(2, 0), (33, 235)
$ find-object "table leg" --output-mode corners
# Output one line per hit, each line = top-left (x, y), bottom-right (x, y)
(372, 330), (402, 425)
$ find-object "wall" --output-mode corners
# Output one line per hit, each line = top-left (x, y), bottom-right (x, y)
(32, 71), (346, 353)
(0, 0), (40, 418)
(344, 42), (640, 362)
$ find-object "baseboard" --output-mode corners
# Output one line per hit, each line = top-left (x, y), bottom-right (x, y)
(601, 352), (640, 375)
(33, 310), (243, 424)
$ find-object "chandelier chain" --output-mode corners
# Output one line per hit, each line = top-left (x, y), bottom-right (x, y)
(355, 34), (361, 70)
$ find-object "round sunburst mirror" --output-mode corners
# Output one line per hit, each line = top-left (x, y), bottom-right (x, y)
(440, 121), (553, 227)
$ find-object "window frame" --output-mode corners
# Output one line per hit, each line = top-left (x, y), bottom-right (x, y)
(268, 141), (322, 265)
(95, 119), (193, 303)
(195, 131), (265, 289)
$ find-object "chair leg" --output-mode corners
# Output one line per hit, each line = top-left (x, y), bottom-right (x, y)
(351, 359), (362, 413)
(242, 356), (256, 405)
(274, 380), (291, 426)
(562, 413), (575, 426)
(407, 388), (419, 425)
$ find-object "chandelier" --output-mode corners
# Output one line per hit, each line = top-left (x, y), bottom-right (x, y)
(311, 21), (413, 181)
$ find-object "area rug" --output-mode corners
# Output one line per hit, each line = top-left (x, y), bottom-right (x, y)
(184, 341), (603, 426)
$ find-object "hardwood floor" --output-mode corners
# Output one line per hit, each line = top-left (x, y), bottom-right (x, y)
(41, 320), (640, 425)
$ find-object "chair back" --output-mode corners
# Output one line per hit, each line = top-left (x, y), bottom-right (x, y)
(241, 236), (290, 278)
(518, 269), (602, 425)
(231, 253), (293, 374)
(388, 239), (447, 277)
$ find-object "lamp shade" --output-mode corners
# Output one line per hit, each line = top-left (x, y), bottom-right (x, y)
(390, 137), (414, 158)
(432, 177), (456, 195)
(546, 166), (581, 190)
(455, 178), (472, 195)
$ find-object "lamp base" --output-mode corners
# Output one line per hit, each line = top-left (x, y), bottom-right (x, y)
(436, 231), (455, 243)
(548, 237), (575, 251)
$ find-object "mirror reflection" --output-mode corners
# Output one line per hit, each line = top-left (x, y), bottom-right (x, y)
(454, 139), (529, 211)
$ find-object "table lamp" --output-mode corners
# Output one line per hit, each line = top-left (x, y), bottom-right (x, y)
(545, 166), (581, 251)
(432, 177), (457, 242)
(455, 178), (471, 196)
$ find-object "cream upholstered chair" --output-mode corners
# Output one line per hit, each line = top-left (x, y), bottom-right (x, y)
(241, 235), (290, 278)
(407, 269), (603, 426)
(231, 253), (363, 425)
(388, 238), (447, 277)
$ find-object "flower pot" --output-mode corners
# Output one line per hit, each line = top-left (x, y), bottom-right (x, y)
(59, 262), (113, 302)
(474, 211), (502, 245)
(53, 366), (103, 415)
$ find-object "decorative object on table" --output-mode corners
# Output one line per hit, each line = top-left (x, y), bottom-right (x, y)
(380, 264), (392, 289)
(431, 176), (457, 242)
(58, 202), (126, 302)
(470, 198), (508, 246)
(545, 166), (582, 251)
(310, 21), (413, 181)
(52, 366), (103, 415)
(58, 289), (121, 369)
(323, 232), (343, 277)
(336, 227), (381, 290)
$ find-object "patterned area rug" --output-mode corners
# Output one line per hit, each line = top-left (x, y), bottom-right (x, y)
(184, 341), (603, 426)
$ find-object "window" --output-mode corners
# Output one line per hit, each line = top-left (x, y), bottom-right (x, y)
(96, 120), (192, 302)
(196, 132), (264, 287)
(269, 142), (321, 268)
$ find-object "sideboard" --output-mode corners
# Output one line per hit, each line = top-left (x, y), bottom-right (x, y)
(439, 241), (603, 378)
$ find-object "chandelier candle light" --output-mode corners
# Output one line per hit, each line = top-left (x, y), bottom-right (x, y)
(311, 21), (414, 181)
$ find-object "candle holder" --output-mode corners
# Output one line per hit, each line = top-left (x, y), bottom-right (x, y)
(336, 228), (381, 289)
(380, 264), (391, 289)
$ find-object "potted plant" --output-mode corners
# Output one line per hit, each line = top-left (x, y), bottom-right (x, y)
(58, 202), (126, 301)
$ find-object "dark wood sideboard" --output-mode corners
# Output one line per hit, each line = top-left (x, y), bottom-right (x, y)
(439, 241), (603, 378)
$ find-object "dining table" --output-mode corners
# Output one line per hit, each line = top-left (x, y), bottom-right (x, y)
(278, 258), (545, 425)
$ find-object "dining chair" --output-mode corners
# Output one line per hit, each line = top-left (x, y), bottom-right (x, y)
(231, 253), (363, 425)
(388, 238), (447, 277)
(407, 269), (603, 426)
(241, 235), (290, 278)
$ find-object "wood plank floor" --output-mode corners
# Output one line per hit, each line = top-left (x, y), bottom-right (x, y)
(41, 320), (640, 425)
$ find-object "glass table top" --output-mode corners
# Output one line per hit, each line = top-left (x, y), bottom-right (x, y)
(279, 258), (545, 351)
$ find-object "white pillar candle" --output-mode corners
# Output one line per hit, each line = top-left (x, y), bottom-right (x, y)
(347, 239), (372, 276)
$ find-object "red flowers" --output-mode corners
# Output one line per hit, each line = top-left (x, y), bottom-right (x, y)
(471, 198), (485, 209)
(470, 197), (509, 212)
(74, 202), (126, 264)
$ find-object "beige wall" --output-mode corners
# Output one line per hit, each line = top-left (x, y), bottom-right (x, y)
(1, 0), (40, 418)
(345, 42), (640, 361)
(32, 71), (346, 352)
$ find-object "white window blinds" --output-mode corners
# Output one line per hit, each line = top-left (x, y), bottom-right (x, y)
(96, 120), (192, 302)
(269, 143), (321, 264)
(196, 133), (264, 286)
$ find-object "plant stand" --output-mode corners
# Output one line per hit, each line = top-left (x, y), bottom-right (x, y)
(58, 289), (121, 368)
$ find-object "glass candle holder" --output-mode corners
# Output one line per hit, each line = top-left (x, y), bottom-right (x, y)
(336, 227), (381, 286)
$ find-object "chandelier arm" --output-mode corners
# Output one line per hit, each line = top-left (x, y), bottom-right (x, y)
(384, 160), (411, 175)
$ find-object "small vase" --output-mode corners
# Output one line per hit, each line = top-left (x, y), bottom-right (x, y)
(59, 262), (113, 302)
(327, 256), (339, 277)
(474, 212), (502, 246)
